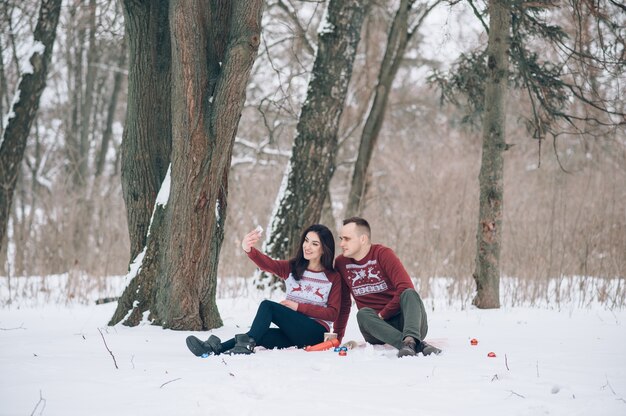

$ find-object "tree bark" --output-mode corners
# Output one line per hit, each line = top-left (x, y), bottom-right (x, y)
(262, 0), (372, 279)
(0, 0), (62, 254)
(472, 0), (511, 309)
(120, 0), (172, 262)
(110, 0), (263, 330)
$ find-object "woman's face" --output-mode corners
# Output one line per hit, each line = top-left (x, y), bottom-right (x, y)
(302, 231), (323, 264)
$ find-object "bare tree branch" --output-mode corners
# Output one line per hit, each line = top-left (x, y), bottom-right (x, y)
(98, 327), (118, 369)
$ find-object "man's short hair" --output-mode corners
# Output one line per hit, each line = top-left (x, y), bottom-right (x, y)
(343, 217), (371, 239)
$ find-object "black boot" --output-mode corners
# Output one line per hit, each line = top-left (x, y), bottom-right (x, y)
(186, 334), (222, 357)
(223, 334), (256, 355)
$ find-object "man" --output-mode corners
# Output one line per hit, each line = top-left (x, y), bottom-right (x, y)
(333, 217), (441, 357)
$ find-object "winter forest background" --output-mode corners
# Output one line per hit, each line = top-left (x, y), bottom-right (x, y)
(1, 0), (624, 317)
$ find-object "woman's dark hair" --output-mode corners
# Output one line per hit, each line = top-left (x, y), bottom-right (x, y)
(289, 224), (335, 280)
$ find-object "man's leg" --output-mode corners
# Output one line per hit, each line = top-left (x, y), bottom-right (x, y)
(398, 288), (440, 356)
(356, 307), (404, 348)
(399, 288), (428, 342)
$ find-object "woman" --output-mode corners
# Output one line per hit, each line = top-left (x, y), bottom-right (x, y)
(186, 223), (342, 356)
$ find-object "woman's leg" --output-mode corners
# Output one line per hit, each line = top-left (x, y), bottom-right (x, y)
(247, 300), (325, 349)
(214, 301), (298, 352)
(254, 328), (292, 349)
(219, 337), (236, 352)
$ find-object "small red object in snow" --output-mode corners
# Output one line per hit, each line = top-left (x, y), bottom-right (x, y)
(470, 338), (478, 345)
(487, 352), (496, 357)
(338, 350), (347, 356)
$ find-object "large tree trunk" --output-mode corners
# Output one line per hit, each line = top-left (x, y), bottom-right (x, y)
(262, 0), (372, 279)
(472, 0), (511, 309)
(110, 0), (263, 330)
(345, 0), (439, 217)
(0, 0), (62, 254)
(120, 0), (172, 262)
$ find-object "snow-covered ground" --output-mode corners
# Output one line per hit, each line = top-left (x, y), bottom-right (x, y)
(1, 275), (625, 416)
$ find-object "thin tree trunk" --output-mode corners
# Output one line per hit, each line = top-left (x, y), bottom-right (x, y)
(0, 32), (9, 127)
(472, 0), (511, 309)
(67, 1), (85, 188)
(0, 0), (62, 254)
(263, 0), (372, 277)
(96, 38), (126, 177)
(345, 0), (439, 217)
(79, 0), (98, 183)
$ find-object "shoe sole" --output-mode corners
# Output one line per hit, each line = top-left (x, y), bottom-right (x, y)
(397, 347), (417, 358)
(223, 346), (254, 355)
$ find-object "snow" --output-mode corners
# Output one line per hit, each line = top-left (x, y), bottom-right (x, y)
(1, 37), (47, 141)
(126, 247), (146, 283)
(317, 2), (334, 36)
(216, 198), (221, 224)
(154, 165), (171, 207)
(263, 159), (292, 253)
(114, 165), (171, 294)
(1, 275), (625, 416)
(20, 40), (46, 75)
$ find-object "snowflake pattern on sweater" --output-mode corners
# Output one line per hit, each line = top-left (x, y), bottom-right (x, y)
(246, 247), (342, 331)
(344, 260), (389, 296)
(285, 271), (332, 306)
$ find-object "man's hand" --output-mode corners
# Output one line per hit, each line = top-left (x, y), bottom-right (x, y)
(378, 313), (384, 320)
(280, 299), (298, 311)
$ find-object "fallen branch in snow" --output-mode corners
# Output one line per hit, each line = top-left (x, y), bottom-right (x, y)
(602, 376), (625, 402)
(98, 328), (118, 369)
(0, 323), (25, 330)
(95, 296), (119, 305)
(505, 354), (510, 371)
(221, 358), (235, 377)
(160, 378), (181, 388)
(602, 376), (617, 395)
(508, 390), (526, 399)
(29, 390), (46, 416)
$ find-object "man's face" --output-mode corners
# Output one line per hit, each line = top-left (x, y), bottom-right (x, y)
(339, 222), (364, 259)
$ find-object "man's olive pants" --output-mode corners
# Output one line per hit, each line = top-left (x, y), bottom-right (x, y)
(356, 288), (428, 349)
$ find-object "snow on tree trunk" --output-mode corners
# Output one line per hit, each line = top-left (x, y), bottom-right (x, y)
(0, 0), (62, 254)
(259, 0), (372, 289)
(472, 0), (511, 309)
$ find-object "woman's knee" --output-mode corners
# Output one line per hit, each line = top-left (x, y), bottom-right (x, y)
(257, 299), (276, 312)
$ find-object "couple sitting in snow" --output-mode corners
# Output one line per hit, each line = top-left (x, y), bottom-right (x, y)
(186, 217), (441, 358)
